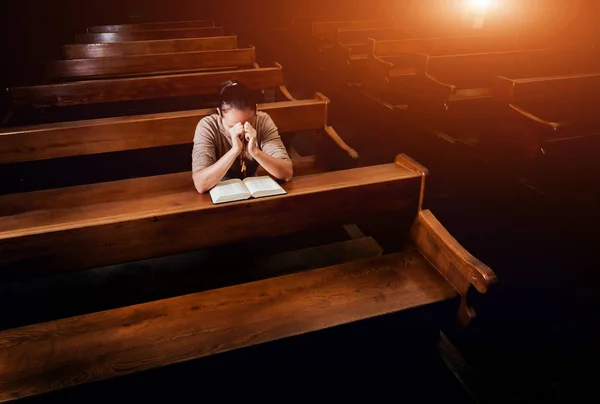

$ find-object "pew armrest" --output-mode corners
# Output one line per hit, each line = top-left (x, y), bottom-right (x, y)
(421, 73), (457, 97)
(369, 54), (393, 76)
(278, 85), (296, 101)
(410, 209), (497, 325)
(324, 125), (359, 159)
(508, 103), (560, 135)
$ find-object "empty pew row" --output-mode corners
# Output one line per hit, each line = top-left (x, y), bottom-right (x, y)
(311, 20), (394, 50)
(45, 47), (257, 81)
(361, 35), (553, 102)
(293, 19), (394, 68)
(0, 154), (497, 402)
(5, 65), (300, 125)
(77, 26), (225, 43)
(401, 48), (600, 158)
(486, 72), (600, 161)
(63, 36), (238, 59)
(333, 28), (411, 82)
(87, 20), (215, 33)
(418, 48), (598, 101)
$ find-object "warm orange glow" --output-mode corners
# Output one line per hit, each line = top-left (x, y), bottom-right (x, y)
(467, 0), (492, 13)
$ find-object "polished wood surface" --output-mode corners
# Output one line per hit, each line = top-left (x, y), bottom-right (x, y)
(87, 20), (215, 33)
(312, 20), (390, 37)
(493, 71), (600, 103)
(0, 98), (327, 163)
(0, 163), (422, 278)
(423, 48), (594, 94)
(63, 36), (237, 59)
(46, 48), (256, 80)
(337, 28), (410, 47)
(369, 35), (536, 58)
(10, 66), (283, 107)
(0, 249), (456, 402)
(410, 209), (497, 325)
(77, 27), (224, 43)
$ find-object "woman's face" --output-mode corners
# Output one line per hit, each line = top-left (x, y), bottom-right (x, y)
(221, 107), (256, 131)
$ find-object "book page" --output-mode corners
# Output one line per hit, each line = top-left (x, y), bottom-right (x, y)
(243, 176), (287, 198)
(209, 179), (251, 204)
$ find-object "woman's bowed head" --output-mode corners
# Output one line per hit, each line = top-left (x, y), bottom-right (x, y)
(191, 81), (293, 193)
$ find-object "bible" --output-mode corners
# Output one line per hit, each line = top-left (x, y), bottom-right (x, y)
(209, 176), (287, 204)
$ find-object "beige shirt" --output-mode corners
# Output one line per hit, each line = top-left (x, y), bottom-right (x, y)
(191, 111), (290, 180)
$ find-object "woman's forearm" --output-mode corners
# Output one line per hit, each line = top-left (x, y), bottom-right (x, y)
(193, 148), (239, 193)
(252, 149), (293, 181)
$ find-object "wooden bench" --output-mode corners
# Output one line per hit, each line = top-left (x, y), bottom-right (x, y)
(362, 35), (550, 103)
(45, 47), (257, 81)
(6, 64), (297, 125)
(0, 94), (358, 190)
(333, 28), (411, 83)
(311, 20), (393, 50)
(419, 47), (596, 100)
(486, 71), (600, 162)
(87, 20), (215, 33)
(0, 155), (496, 402)
(77, 27), (225, 43)
(63, 36), (238, 59)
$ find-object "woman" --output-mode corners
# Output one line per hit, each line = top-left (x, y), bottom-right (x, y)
(191, 81), (293, 193)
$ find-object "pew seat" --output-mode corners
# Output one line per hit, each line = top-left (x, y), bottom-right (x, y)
(0, 155), (497, 401)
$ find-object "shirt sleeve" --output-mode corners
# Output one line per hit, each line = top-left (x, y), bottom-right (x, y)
(191, 118), (217, 173)
(258, 113), (290, 161)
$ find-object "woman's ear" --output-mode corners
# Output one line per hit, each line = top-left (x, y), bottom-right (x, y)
(217, 108), (222, 117)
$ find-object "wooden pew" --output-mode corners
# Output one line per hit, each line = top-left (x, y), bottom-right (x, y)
(6, 65), (299, 125)
(9, 65), (284, 109)
(311, 20), (393, 49)
(486, 72), (600, 162)
(77, 27), (225, 43)
(63, 36), (238, 59)
(362, 35), (550, 102)
(419, 48), (595, 100)
(333, 28), (410, 83)
(87, 20), (215, 33)
(414, 50), (598, 165)
(45, 47), (257, 80)
(0, 155), (496, 402)
(0, 94), (357, 166)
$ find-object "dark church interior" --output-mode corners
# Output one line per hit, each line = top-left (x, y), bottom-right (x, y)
(1, 1), (599, 402)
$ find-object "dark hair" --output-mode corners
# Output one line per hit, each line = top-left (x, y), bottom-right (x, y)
(218, 80), (257, 113)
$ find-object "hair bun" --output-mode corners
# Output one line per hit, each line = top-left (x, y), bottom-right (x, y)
(219, 80), (240, 95)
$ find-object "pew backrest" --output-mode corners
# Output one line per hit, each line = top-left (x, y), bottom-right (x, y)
(63, 36), (238, 59)
(77, 27), (225, 43)
(46, 47), (256, 80)
(87, 20), (215, 33)
(0, 95), (329, 164)
(9, 65), (284, 108)
(423, 48), (594, 86)
(493, 71), (600, 103)
(0, 161), (423, 279)
(312, 20), (391, 39)
(337, 27), (409, 47)
(368, 35), (547, 59)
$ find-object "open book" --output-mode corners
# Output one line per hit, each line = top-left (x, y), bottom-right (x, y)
(209, 176), (287, 204)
